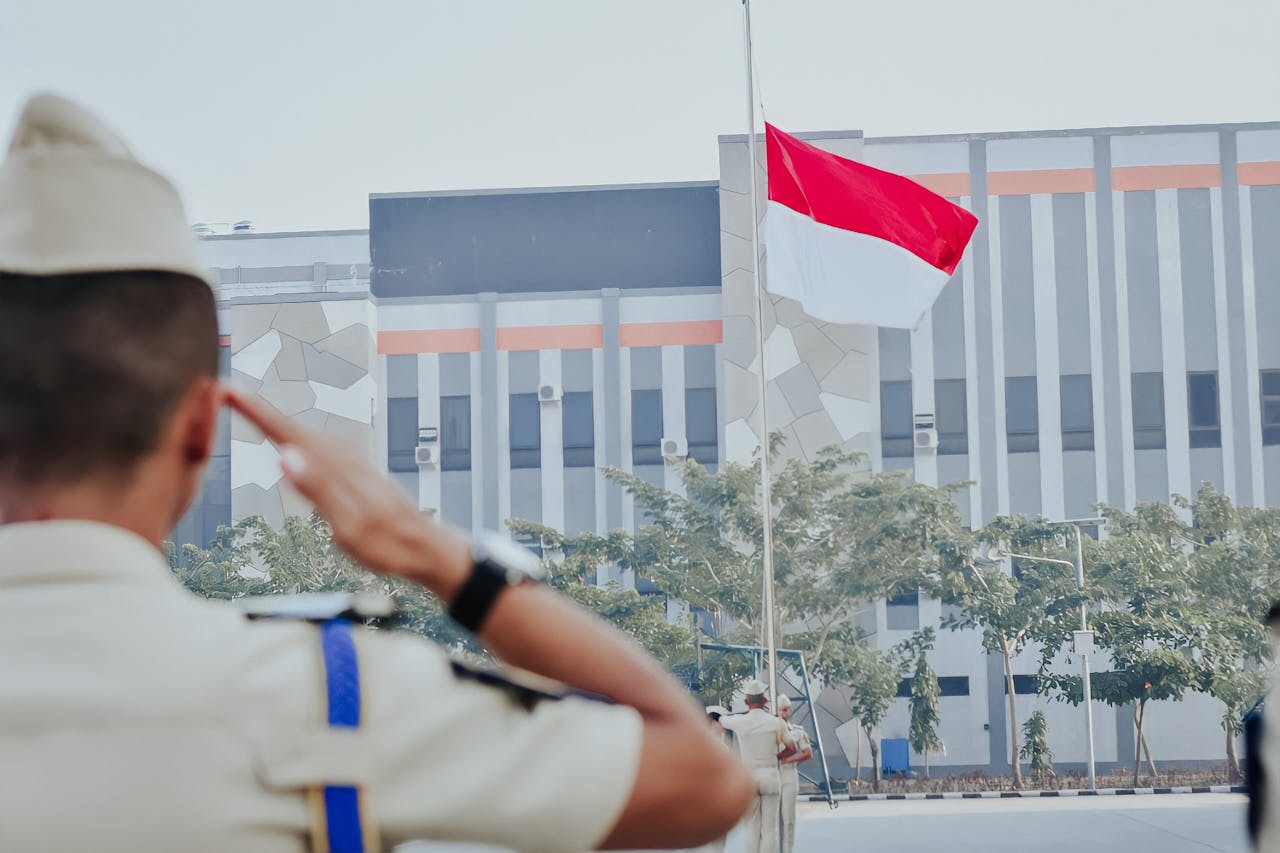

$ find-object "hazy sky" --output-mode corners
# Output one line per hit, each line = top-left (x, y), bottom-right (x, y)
(3, 0), (1276, 231)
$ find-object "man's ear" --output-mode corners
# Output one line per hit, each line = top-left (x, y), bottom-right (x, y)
(179, 377), (221, 466)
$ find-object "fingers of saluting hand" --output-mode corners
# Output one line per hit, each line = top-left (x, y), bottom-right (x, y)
(222, 385), (339, 509)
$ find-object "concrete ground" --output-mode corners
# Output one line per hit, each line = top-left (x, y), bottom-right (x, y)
(764, 793), (1249, 853)
(398, 792), (1248, 852)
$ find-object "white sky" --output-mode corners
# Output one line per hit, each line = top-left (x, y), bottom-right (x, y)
(2, 0), (1276, 231)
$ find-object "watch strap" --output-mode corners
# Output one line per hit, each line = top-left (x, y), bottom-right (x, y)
(448, 558), (509, 634)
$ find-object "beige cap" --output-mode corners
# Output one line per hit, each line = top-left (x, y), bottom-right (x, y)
(742, 678), (769, 698)
(776, 694), (792, 710)
(0, 93), (211, 283)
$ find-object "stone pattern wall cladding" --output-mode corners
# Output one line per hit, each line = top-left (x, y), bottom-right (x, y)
(229, 298), (377, 526)
(719, 135), (877, 467)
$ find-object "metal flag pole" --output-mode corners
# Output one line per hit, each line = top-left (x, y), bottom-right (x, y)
(740, 0), (780, 706)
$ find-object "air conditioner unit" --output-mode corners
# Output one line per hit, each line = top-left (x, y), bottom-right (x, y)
(662, 436), (688, 458)
(538, 384), (562, 403)
(913, 413), (937, 453)
(414, 445), (438, 467)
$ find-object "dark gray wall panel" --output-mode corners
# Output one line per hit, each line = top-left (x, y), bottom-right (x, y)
(1062, 451), (1098, 518)
(1000, 195), (1036, 373)
(1053, 193), (1091, 376)
(1178, 189), (1218, 372)
(1124, 192), (1163, 374)
(932, 273), (967, 381)
(1134, 450), (1170, 503)
(1007, 454), (1042, 516)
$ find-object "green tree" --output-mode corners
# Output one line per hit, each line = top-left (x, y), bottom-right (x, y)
(815, 632), (905, 792)
(1020, 711), (1054, 779)
(902, 628), (944, 778)
(935, 515), (1086, 789)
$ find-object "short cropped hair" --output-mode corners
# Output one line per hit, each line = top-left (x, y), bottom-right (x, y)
(0, 270), (218, 487)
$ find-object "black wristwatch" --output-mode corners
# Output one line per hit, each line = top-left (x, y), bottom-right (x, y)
(448, 533), (546, 633)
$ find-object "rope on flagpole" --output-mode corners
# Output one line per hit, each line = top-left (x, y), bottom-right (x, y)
(740, 0), (780, 715)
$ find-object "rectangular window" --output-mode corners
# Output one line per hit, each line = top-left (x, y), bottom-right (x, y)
(387, 397), (418, 473)
(685, 388), (718, 464)
(1004, 675), (1041, 695)
(1060, 374), (1095, 451)
(880, 380), (913, 458)
(631, 389), (663, 465)
(562, 391), (595, 467)
(440, 395), (472, 471)
(1005, 377), (1039, 453)
(935, 379), (968, 455)
(1187, 371), (1221, 449)
(1131, 372), (1166, 449)
(509, 393), (541, 469)
(1263, 371), (1280, 446)
(897, 676), (970, 698)
(887, 588), (919, 608)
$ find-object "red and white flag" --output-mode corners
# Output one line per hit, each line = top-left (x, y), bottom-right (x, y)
(764, 123), (978, 329)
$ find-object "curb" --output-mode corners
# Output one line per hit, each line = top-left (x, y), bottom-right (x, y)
(807, 785), (1247, 802)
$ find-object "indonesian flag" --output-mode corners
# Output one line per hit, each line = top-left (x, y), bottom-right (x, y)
(764, 123), (978, 329)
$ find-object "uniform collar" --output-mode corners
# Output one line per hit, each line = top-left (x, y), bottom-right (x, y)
(0, 519), (178, 589)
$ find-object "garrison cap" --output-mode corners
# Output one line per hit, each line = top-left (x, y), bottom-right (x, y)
(0, 93), (211, 283)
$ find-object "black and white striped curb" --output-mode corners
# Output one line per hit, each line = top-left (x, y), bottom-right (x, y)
(807, 785), (1247, 802)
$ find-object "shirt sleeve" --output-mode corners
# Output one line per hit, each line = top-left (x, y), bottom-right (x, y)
(354, 628), (644, 853)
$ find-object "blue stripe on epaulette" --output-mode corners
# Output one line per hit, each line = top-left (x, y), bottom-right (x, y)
(319, 619), (366, 853)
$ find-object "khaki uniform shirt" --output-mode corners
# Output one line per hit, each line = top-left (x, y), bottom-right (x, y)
(720, 709), (786, 768)
(0, 521), (643, 853)
(780, 723), (810, 783)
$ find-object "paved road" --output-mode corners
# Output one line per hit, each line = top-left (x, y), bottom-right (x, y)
(759, 793), (1249, 853)
(399, 792), (1248, 852)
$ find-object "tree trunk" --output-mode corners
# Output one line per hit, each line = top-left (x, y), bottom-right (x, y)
(1140, 727), (1157, 778)
(925, 747), (930, 780)
(853, 717), (862, 785)
(1227, 720), (1242, 782)
(1132, 702), (1144, 788)
(866, 725), (881, 793)
(1001, 641), (1024, 788)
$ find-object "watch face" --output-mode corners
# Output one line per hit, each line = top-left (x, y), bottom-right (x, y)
(475, 533), (547, 581)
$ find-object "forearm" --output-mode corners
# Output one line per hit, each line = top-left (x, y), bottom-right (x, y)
(400, 524), (699, 724)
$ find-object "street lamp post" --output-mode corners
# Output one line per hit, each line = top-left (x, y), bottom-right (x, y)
(999, 516), (1104, 790)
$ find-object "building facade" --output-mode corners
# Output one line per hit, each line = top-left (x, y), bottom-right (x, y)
(185, 119), (1280, 779)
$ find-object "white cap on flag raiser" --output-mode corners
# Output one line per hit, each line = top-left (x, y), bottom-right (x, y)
(741, 678), (769, 699)
(0, 93), (210, 283)
(775, 694), (791, 711)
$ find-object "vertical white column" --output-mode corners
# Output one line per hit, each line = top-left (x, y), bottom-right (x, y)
(1031, 194), (1065, 520)
(1210, 188), (1238, 501)
(540, 349), (566, 534)
(661, 346), (687, 494)
(469, 352), (485, 536)
(1240, 186), (1266, 506)
(618, 346), (635, 590)
(416, 353), (442, 514)
(987, 198), (1011, 515)
(496, 351), (512, 527)
(960, 235), (982, 527)
(592, 347), (609, 584)
(911, 313), (938, 487)
(1155, 188), (1191, 507)
(1113, 189), (1138, 509)
(1085, 192), (1109, 507)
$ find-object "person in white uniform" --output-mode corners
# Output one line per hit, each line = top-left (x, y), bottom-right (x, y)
(0, 93), (752, 853)
(775, 695), (813, 853)
(719, 680), (794, 853)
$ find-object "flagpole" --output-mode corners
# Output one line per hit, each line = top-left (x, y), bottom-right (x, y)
(741, 0), (780, 707)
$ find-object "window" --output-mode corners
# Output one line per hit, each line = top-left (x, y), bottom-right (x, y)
(686, 388), (718, 464)
(935, 379), (968, 455)
(387, 397), (418, 473)
(899, 677), (969, 697)
(1005, 377), (1038, 453)
(1187, 372), (1221, 449)
(1004, 675), (1041, 695)
(631, 389), (663, 465)
(563, 391), (595, 467)
(440, 395), (471, 471)
(880, 380), (913, 458)
(509, 393), (541, 469)
(887, 588), (919, 608)
(1060, 374), (1095, 451)
(1131, 372), (1165, 449)
(1263, 371), (1280, 445)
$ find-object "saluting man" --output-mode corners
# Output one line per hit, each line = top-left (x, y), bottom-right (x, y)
(720, 680), (794, 853)
(0, 94), (752, 853)
(775, 695), (813, 853)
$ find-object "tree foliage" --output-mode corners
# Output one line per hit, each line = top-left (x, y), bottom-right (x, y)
(1020, 711), (1054, 778)
(903, 628), (945, 777)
